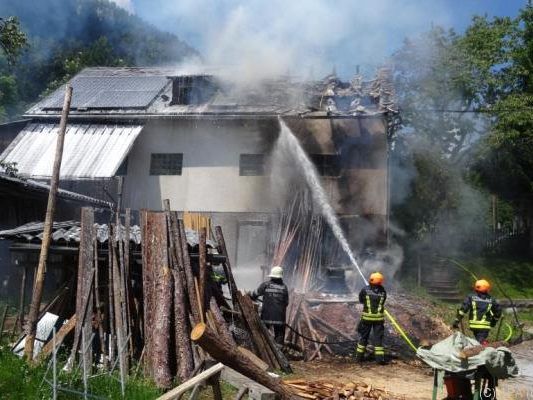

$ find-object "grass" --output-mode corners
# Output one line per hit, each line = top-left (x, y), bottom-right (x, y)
(0, 342), (243, 400)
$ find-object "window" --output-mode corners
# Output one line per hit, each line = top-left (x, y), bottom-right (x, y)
(310, 154), (341, 177)
(239, 154), (265, 176)
(150, 153), (183, 175)
(115, 157), (128, 176)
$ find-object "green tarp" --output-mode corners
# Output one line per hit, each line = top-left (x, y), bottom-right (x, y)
(417, 332), (519, 379)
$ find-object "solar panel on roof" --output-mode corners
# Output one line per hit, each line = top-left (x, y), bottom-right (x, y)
(42, 75), (168, 110)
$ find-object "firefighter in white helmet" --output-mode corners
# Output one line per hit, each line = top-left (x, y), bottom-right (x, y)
(251, 266), (289, 345)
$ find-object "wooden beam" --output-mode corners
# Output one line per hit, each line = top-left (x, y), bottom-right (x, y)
(38, 314), (77, 362)
(155, 363), (225, 400)
(24, 84), (72, 359)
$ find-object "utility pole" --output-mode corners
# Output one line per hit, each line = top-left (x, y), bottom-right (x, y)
(24, 84), (72, 360)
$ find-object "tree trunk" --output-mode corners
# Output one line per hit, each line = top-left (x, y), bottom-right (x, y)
(191, 322), (295, 400)
(209, 297), (236, 346)
(178, 219), (201, 324)
(171, 268), (194, 381)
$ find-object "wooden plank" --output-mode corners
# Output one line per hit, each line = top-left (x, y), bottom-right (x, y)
(38, 314), (77, 361)
(221, 367), (276, 400)
(155, 363), (225, 400)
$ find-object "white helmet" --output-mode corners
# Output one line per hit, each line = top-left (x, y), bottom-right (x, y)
(269, 266), (283, 279)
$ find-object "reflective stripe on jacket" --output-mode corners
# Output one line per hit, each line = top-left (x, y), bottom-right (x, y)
(457, 293), (501, 330)
(359, 284), (386, 322)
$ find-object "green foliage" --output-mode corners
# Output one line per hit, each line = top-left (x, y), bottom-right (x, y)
(0, 17), (27, 64)
(0, 347), (162, 400)
(0, 0), (198, 122)
(472, 4), (533, 217)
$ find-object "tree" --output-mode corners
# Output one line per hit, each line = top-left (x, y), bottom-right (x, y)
(0, 16), (27, 64)
(473, 3), (533, 253)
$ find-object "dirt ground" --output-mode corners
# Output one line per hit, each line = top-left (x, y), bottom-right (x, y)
(289, 339), (533, 400)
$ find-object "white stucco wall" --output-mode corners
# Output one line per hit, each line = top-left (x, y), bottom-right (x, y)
(122, 119), (277, 212)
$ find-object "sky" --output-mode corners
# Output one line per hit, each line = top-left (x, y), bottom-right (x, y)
(111, 0), (526, 78)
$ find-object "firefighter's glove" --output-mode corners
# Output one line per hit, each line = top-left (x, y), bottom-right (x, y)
(452, 320), (460, 330)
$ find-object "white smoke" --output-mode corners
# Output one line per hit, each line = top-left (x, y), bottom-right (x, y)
(133, 0), (456, 79)
(110, 0), (135, 13)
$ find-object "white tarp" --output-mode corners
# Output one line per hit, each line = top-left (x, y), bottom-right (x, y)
(417, 332), (519, 379)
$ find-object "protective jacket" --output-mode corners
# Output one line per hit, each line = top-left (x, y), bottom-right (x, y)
(457, 292), (502, 330)
(358, 284), (386, 322)
(251, 278), (289, 325)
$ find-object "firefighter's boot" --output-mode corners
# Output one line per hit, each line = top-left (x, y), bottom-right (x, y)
(355, 343), (366, 363)
(374, 346), (386, 365)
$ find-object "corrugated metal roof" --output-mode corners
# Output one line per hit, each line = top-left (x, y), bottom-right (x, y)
(0, 172), (113, 208)
(0, 123), (143, 179)
(0, 221), (217, 247)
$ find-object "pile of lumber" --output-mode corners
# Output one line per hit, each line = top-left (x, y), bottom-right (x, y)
(284, 380), (403, 400)
(285, 293), (356, 361)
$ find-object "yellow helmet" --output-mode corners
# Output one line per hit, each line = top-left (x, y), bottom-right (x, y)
(369, 272), (384, 285)
(474, 279), (491, 293)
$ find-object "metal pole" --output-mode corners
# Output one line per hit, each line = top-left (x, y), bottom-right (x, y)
(24, 84), (72, 360)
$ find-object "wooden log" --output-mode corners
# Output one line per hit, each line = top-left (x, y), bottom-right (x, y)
(209, 297), (236, 346)
(164, 202), (194, 381)
(308, 311), (355, 341)
(237, 346), (269, 371)
(39, 314), (77, 362)
(198, 227), (207, 318)
(24, 84), (72, 359)
(178, 219), (201, 324)
(69, 207), (95, 367)
(257, 318), (292, 373)
(155, 362), (225, 400)
(236, 292), (279, 369)
(191, 323), (295, 400)
(149, 212), (173, 389)
(141, 210), (156, 376)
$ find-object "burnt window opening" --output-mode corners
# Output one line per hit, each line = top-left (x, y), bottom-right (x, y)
(150, 153), (183, 175)
(115, 157), (128, 176)
(169, 75), (217, 106)
(310, 154), (341, 177)
(239, 154), (265, 176)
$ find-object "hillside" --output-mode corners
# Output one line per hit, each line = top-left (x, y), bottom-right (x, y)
(0, 0), (198, 121)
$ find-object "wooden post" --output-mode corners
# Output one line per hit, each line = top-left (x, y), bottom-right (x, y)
(178, 219), (201, 324)
(18, 266), (27, 331)
(191, 323), (295, 400)
(68, 207), (95, 368)
(24, 83), (72, 359)
(93, 230), (107, 367)
(198, 227), (207, 320)
(163, 200), (194, 381)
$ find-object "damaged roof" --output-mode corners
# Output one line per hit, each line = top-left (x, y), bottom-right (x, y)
(24, 66), (398, 120)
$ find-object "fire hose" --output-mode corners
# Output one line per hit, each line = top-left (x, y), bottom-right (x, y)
(283, 310), (418, 352)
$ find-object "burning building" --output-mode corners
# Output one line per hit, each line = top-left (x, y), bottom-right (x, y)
(0, 66), (398, 287)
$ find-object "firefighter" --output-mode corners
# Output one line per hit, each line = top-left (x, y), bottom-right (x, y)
(453, 279), (502, 345)
(355, 272), (386, 364)
(251, 266), (289, 345)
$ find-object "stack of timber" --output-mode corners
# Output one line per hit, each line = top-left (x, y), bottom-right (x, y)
(25, 201), (292, 398)
(284, 380), (404, 400)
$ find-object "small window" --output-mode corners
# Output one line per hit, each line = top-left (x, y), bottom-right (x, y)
(150, 153), (183, 175)
(116, 157), (128, 176)
(239, 154), (265, 176)
(310, 154), (341, 177)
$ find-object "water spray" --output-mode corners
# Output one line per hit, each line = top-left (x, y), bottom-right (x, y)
(277, 118), (418, 352)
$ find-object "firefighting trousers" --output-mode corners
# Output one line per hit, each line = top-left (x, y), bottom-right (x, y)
(356, 320), (384, 359)
(471, 328), (490, 344)
(266, 323), (286, 345)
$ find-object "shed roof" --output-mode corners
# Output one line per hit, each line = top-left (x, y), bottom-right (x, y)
(0, 123), (143, 179)
(0, 172), (113, 208)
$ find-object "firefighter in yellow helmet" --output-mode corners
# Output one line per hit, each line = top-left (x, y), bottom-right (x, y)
(453, 279), (502, 345)
(355, 272), (387, 364)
